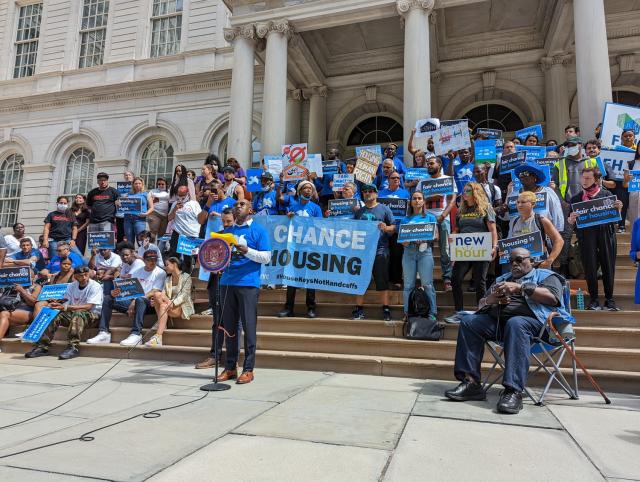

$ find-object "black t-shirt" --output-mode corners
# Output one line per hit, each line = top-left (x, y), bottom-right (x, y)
(87, 186), (120, 223)
(44, 210), (77, 241)
(487, 272), (563, 321)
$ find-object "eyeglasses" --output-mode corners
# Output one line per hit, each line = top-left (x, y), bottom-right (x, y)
(518, 171), (533, 178)
(389, 177), (401, 180)
(510, 256), (530, 265)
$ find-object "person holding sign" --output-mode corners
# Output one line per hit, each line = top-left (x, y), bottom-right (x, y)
(401, 191), (438, 319)
(29, 258), (75, 327)
(251, 172), (279, 216)
(622, 143), (640, 224)
(5, 238), (46, 272)
(511, 162), (564, 232)
(568, 167), (623, 311)
(168, 185), (202, 273)
(123, 177), (154, 247)
(25, 266), (103, 360)
(0, 272), (43, 348)
(445, 183), (498, 324)
(145, 257), (194, 347)
(87, 172), (120, 234)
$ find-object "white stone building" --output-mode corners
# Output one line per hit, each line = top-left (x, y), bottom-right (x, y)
(0, 0), (639, 237)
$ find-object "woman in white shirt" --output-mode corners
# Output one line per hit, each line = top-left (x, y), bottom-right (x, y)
(167, 185), (202, 272)
(148, 177), (170, 241)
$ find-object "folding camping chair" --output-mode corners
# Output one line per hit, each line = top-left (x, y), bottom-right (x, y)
(482, 281), (611, 405)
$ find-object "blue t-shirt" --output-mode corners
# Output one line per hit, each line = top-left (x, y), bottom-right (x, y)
(376, 156), (406, 176)
(252, 190), (278, 215)
(375, 174), (405, 191)
(46, 252), (87, 273)
(203, 197), (235, 237)
(220, 220), (272, 288)
(404, 212), (438, 225)
(378, 187), (410, 199)
(10, 249), (46, 272)
(354, 203), (395, 255)
(285, 199), (323, 218)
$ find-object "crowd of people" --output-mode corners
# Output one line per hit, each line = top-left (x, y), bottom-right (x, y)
(0, 122), (638, 399)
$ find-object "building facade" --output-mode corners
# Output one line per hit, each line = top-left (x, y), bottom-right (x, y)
(0, 0), (639, 236)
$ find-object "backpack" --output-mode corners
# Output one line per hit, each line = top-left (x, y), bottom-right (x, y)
(407, 287), (430, 317)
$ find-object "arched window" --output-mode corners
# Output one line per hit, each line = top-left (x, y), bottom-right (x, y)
(140, 139), (174, 187)
(347, 116), (403, 146)
(63, 147), (95, 196)
(219, 135), (262, 168)
(0, 154), (24, 227)
(612, 90), (640, 107)
(463, 104), (525, 134)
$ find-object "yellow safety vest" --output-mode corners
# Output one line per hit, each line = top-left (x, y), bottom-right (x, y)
(558, 157), (599, 199)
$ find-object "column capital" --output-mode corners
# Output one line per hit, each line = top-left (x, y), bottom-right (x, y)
(539, 53), (573, 71)
(430, 70), (442, 84)
(223, 24), (256, 43)
(311, 85), (328, 98)
(396, 0), (435, 16)
(288, 89), (303, 101)
(256, 19), (294, 40)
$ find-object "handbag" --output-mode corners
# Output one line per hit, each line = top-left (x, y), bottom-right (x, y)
(0, 287), (20, 312)
(404, 315), (442, 341)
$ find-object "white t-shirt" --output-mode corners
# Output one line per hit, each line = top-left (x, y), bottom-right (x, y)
(4, 235), (37, 256)
(172, 200), (202, 238)
(64, 279), (103, 314)
(94, 253), (122, 270)
(130, 265), (166, 294)
(151, 189), (170, 216)
(120, 258), (144, 277)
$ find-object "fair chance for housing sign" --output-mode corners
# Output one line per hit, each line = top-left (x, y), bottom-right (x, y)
(572, 196), (621, 229)
(253, 215), (381, 295)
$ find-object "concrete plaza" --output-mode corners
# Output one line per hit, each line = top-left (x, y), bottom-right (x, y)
(0, 353), (638, 482)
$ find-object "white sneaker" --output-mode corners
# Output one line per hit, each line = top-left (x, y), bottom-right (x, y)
(15, 331), (24, 339)
(119, 333), (143, 347)
(87, 331), (111, 344)
(145, 334), (162, 347)
(200, 308), (213, 316)
(444, 313), (461, 324)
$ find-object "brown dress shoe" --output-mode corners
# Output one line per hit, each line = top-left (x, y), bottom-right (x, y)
(236, 371), (254, 384)
(195, 357), (215, 369)
(216, 369), (238, 382)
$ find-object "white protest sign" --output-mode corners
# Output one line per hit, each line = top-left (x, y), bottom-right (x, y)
(449, 233), (493, 261)
(305, 153), (323, 177)
(601, 102), (640, 148)
(281, 143), (308, 164)
(433, 120), (471, 156)
(265, 156), (284, 177)
(354, 146), (382, 184)
(600, 148), (635, 181)
(415, 118), (440, 137)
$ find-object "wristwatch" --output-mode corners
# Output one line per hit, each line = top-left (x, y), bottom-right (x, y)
(521, 282), (537, 297)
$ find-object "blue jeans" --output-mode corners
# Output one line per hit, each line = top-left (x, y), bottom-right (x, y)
(98, 294), (153, 335)
(437, 219), (452, 282)
(454, 313), (543, 392)
(124, 216), (146, 246)
(402, 243), (437, 316)
(48, 239), (84, 259)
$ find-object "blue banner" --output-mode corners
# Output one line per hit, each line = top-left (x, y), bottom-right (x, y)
(420, 177), (456, 196)
(515, 124), (543, 142)
(246, 169), (263, 192)
(253, 215), (381, 295)
(500, 152), (527, 174)
(516, 145), (546, 160)
(397, 222), (436, 242)
(114, 278), (145, 301)
(177, 235), (204, 256)
(22, 307), (60, 343)
(573, 196), (621, 229)
(629, 170), (640, 192)
(117, 197), (142, 215)
(328, 198), (358, 218)
(0, 267), (31, 288)
(474, 140), (497, 163)
(88, 231), (115, 249)
(37, 283), (69, 301)
(497, 232), (544, 264)
(116, 182), (132, 195)
(404, 168), (429, 181)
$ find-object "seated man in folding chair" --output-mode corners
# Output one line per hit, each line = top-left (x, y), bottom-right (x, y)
(444, 247), (572, 414)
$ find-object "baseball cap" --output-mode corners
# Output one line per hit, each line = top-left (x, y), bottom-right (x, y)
(361, 183), (378, 192)
(96, 172), (109, 179)
(222, 166), (235, 173)
(142, 250), (158, 260)
(261, 171), (274, 180)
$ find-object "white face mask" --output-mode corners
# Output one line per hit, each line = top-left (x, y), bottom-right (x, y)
(57, 204), (68, 211)
(566, 145), (580, 157)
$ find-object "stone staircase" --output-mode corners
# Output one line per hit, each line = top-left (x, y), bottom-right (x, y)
(2, 233), (639, 394)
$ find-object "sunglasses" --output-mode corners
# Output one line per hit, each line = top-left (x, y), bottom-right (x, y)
(518, 171), (533, 178)
(389, 177), (401, 180)
(510, 256), (530, 264)
(463, 188), (473, 193)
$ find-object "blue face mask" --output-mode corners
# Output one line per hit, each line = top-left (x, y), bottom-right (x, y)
(301, 194), (312, 201)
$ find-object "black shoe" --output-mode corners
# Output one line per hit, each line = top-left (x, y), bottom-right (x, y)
(277, 308), (294, 318)
(382, 308), (391, 322)
(444, 381), (486, 402)
(497, 388), (523, 414)
(25, 346), (49, 358)
(58, 346), (79, 360)
(307, 309), (316, 319)
(351, 307), (365, 320)
(604, 299), (620, 311)
(586, 300), (600, 311)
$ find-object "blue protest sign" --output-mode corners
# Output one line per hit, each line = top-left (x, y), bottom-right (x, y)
(497, 232), (544, 264)
(246, 169), (263, 192)
(600, 148), (635, 181)
(328, 198), (358, 218)
(118, 197), (142, 215)
(404, 168), (429, 181)
(420, 177), (456, 197)
(476, 128), (502, 140)
(572, 196), (621, 229)
(629, 170), (640, 192)
(116, 182), (132, 195)
(0, 267), (31, 287)
(516, 145), (546, 159)
(507, 195), (518, 218)
(536, 157), (559, 168)
(22, 307), (60, 343)
(253, 215), (381, 295)
(332, 174), (354, 192)
(37, 283), (70, 301)
(177, 235), (204, 256)
(114, 278), (145, 301)
(88, 231), (116, 249)
(499, 152), (527, 174)
(515, 125), (543, 142)
(474, 140), (497, 163)
(378, 198), (409, 222)
(397, 222), (436, 242)
(322, 160), (339, 176)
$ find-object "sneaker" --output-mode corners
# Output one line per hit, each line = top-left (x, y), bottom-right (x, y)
(14, 331), (24, 339)
(497, 388), (523, 414)
(618, 226), (626, 233)
(351, 307), (365, 320)
(444, 311), (464, 324)
(200, 308), (213, 316)
(586, 300), (601, 311)
(145, 334), (162, 347)
(119, 333), (143, 347)
(604, 299), (620, 311)
(382, 308), (391, 322)
(87, 331), (111, 344)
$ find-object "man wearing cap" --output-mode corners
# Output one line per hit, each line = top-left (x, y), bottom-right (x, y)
(252, 172), (278, 216)
(222, 165), (245, 200)
(87, 172), (120, 233)
(88, 249), (166, 346)
(352, 183), (396, 321)
(512, 162), (564, 233)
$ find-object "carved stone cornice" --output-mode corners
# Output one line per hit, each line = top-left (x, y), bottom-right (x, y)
(539, 53), (573, 71)
(396, 0), (435, 15)
(256, 20), (294, 40)
(223, 24), (256, 43)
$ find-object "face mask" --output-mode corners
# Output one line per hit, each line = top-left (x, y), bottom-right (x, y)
(57, 204), (68, 211)
(566, 145), (580, 157)
(261, 185), (271, 192)
(301, 194), (312, 201)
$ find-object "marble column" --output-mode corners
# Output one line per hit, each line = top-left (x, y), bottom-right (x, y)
(286, 89), (302, 144)
(397, 0), (434, 159)
(573, 0), (612, 137)
(307, 86), (328, 155)
(257, 20), (293, 156)
(224, 25), (256, 167)
(540, 54), (571, 141)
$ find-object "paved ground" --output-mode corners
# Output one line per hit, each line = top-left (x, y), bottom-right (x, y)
(0, 353), (639, 482)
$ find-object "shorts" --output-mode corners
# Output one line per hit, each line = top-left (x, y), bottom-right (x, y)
(372, 253), (389, 291)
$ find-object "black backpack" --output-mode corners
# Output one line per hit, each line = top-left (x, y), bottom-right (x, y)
(404, 287), (442, 341)
(407, 287), (430, 317)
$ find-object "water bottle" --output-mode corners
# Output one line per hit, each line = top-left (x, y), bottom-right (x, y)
(576, 288), (584, 310)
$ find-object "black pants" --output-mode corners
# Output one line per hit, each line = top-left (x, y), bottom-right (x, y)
(388, 232), (404, 285)
(285, 287), (316, 311)
(221, 285), (259, 372)
(579, 231), (616, 301)
(612, 181), (629, 229)
(169, 231), (194, 273)
(452, 261), (489, 312)
(116, 217), (125, 244)
(207, 275), (241, 359)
